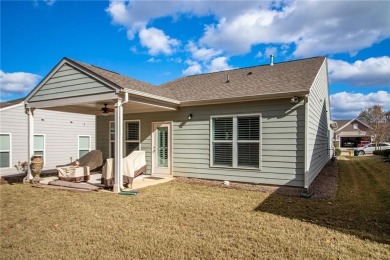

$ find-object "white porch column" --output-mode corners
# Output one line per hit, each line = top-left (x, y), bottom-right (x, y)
(26, 108), (34, 181)
(113, 97), (124, 193)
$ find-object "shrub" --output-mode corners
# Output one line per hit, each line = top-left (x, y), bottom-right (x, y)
(373, 149), (390, 157)
(335, 148), (341, 156)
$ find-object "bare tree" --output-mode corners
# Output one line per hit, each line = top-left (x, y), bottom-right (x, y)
(358, 105), (390, 145)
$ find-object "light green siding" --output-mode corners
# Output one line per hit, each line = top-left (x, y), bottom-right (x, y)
(97, 98), (306, 187)
(29, 64), (114, 102)
(306, 59), (332, 186)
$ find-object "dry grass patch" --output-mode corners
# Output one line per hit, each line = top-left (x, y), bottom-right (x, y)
(1, 156), (389, 259)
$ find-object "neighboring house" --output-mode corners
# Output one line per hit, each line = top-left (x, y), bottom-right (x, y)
(0, 99), (96, 177)
(334, 118), (372, 148)
(23, 56), (334, 192)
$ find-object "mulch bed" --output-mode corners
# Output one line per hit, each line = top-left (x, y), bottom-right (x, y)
(174, 159), (339, 200)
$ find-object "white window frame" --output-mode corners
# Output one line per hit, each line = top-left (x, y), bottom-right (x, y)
(124, 120), (141, 156)
(0, 133), (12, 168)
(109, 121), (115, 158)
(33, 134), (45, 162)
(210, 113), (262, 170)
(353, 123), (358, 129)
(78, 135), (91, 159)
(109, 120), (141, 158)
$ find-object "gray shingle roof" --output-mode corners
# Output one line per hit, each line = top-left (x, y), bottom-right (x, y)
(0, 98), (24, 109)
(67, 58), (178, 100)
(160, 56), (326, 102)
(66, 56), (325, 103)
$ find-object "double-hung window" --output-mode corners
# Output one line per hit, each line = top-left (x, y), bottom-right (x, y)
(109, 120), (140, 157)
(211, 114), (261, 169)
(0, 133), (11, 168)
(34, 135), (45, 160)
(78, 135), (91, 158)
(124, 121), (140, 156)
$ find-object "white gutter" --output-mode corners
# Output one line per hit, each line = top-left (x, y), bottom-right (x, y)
(179, 91), (309, 107)
(123, 88), (180, 105)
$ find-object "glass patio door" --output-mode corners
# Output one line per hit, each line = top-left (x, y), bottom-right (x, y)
(152, 122), (172, 175)
(157, 127), (168, 167)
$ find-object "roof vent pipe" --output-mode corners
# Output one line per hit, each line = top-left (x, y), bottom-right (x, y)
(270, 55), (274, 66)
(226, 74), (230, 83)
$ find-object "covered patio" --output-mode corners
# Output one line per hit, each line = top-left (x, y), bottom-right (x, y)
(24, 57), (179, 192)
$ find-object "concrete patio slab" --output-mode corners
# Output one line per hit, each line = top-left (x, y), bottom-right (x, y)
(38, 173), (173, 192)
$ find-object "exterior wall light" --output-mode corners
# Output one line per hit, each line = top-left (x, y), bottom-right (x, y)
(188, 114), (193, 120)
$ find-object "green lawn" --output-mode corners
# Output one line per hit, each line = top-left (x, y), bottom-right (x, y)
(1, 156), (389, 259)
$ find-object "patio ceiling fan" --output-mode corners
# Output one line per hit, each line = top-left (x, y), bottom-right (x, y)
(101, 104), (114, 115)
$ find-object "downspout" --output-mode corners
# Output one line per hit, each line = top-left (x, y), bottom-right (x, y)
(304, 94), (309, 189)
(122, 91), (129, 105)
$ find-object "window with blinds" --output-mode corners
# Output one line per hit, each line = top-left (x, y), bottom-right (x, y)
(211, 114), (261, 169)
(237, 117), (260, 168)
(212, 117), (233, 166)
(110, 121), (141, 157)
(125, 121), (140, 156)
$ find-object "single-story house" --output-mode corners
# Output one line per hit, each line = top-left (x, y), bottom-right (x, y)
(22, 56), (334, 192)
(0, 98), (96, 177)
(334, 118), (372, 147)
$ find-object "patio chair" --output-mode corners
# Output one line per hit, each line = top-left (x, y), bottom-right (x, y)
(102, 151), (147, 188)
(56, 150), (103, 182)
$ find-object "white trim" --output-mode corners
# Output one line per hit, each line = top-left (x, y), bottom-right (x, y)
(180, 91), (309, 107)
(78, 135), (91, 159)
(27, 108), (34, 180)
(113, 98), (124, 193)
(33, 134), (46, 163)
(0, 133), (12, 169)
(109, 120), (141, 158)
(25, 59), (119, 104)
(124, 120), (141, 156)
(0, 101), (24, 112)
(335, 118), (372, 133)
(151, 121), (173, 175)
(123, 88), (180, 105)
(304, 94), (309, 189)
(26, 92), (118, 109)
(210, 113), (262, 170)
(126, 95), (178, 111)
(109, 121), (115, 158)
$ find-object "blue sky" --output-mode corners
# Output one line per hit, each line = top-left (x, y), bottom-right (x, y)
(1, 0), (389, 119)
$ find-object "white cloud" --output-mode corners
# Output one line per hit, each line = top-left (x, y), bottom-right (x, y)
(199, 1), (390, 57)
(182, 60), (202, 76)
(0, 70), (41, 98)
(186, 41), (222, 62)
(44, 0), (55, 6)
(265, 47), (277, 57)
(255, 51), (263, 58)
(147, 57), (161, 63)
(33, 0), (56, 7)
(206, 57), (234, 73)
(328, 56), (390, 87)
(330, 91), (390, 119)
(139, 27), (179, 56)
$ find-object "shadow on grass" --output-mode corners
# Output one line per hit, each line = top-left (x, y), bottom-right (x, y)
(254, 157), (390, 244)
